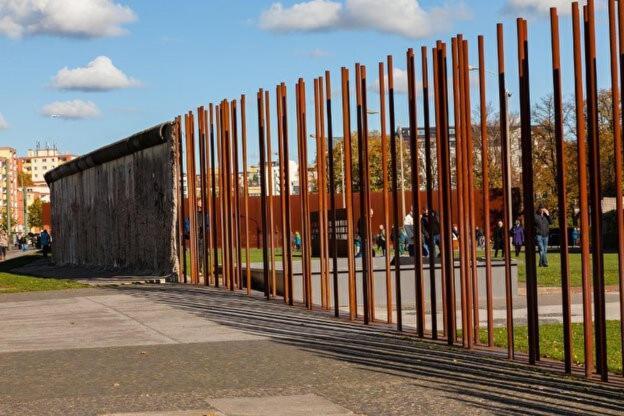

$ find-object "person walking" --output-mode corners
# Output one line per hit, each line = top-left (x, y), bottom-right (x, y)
(493, 220), (504, 258)
(377, 224), (387, 256)
(403, 208), (415, 256)
(293, 231), (302, 252)
(40, 229), (51, 258)
(0, 228), (8, 261)
(535, 205), (552, 267)
(511, 219), (525, 257)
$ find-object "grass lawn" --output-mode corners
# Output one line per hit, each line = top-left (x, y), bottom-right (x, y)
(515, 252), (621, 287)
(0, 254), (88, 294)
(473, 321), (623, 374)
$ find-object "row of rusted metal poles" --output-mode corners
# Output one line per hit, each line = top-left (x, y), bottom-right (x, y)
(174, 0), (622, 382)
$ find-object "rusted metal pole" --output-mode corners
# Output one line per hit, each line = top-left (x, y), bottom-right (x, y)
(326, 72), (340, 317)
(584, 1), (608, 381)
(319, 76), (331, 310)
(232, 100), (243, 290)
(281, 83), (294, 305)
(387, 56), (402, 330)
(356, 64), (371, 323)
(223, 101), (235, 290)
(198, 107), (208, 284)
(612, 0), (624, 377)
(209, 105), (218, 287)
(276, 85), (289, 303)
(257, 90), (270, 299)
(215, 105), (224, 288)
(314, 78), (327, 308)
(477, 36), (493, 347)
(176, 116), (187, 283)
(185, 111), (200, 285)
(497, 23), (515, 359)
(264, 90), (277, 297)
(203, 108), (213, 286)
(240, 96), (251, 294)
(407, 48), (424, 336)
(550, 7), (572, 374)
(421, 46), (437, 338)
(436, 42), (456, 345)
(517, 18), (539, 364)
(342, 68), (357, 320)
(379, 62), (393, 324)
(452, 37), (468, 347)
(572, 1), (593, 377)
(432, 47), (448, 336)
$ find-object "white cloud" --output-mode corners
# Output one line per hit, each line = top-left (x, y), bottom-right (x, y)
(52, 56), (140, 91)
(259, 0), (470, 39)
(41, 100), (100, 119)
(372, 67), (410, 94)
(307, 48), (331, 58)
(0, 0), (136, 39)
(260, 0), (342, 31)
(503, 0), (604, 16)
(0, 113), (8, 129)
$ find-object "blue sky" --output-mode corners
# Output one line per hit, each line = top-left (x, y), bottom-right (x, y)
(0, 0), (614, 164)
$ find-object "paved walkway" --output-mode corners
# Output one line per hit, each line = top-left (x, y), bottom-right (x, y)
(1, 285), (623, 415)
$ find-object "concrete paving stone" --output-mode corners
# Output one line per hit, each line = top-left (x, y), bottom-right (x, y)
(208, 394), (357, 416)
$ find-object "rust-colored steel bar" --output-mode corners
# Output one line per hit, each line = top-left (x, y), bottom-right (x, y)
(407, 48), (424, 336)
(265, 90), (277, 297)
(550, 7), (572, 374)
(379, 62), (393, 324)
(452, 37), (468, 346)
(232, 100), (243, 290)
(326, 72), (340, 317)
(218, 104), (228, 289)
(387, 56), (402, 330)
(462, 39), (478, 346)
(281, 83), (295, 305)
(421, 46), (437, 338)
(175, 116), (187, 283)
(355, 64), (371, 323)
(361, 65), (375, 322)
(432, 47), (448, 336)
(203, 108), (213, 286)
(198, 106), (209, 284)
(240, 96), (251, 294)
(477, 36), (493, 347)
(319, 76), (331, 310)
(210, 104), (219, 287)
(298, 79), (313, 308)
(497, 24), (515, 359)
(517, 18), (539, 363)
(314, 78), (327, 308)
(185, 111), (200, 285)
(436, 42), (456, 345)
(612, 0), (624, 377)
(215, 105), (224, 287)
(223, 101), (235, 290)
(572, 1), (594, 377)
(584, 1), (608, 381)
(257, 90), (270, 299)
(276, 85), (289, 303)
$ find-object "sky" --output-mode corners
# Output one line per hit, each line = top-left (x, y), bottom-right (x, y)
(0, 0), (615, 164)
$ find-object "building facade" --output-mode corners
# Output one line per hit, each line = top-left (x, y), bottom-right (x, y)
(0, 147), (19, 233)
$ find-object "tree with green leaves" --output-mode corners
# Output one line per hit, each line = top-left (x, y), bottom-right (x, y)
(28, 198), (44, 231)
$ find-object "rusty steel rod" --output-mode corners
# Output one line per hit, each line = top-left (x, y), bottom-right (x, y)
(497, 23), (515, 359)
(326, 72), (340, 317)
(240, 96), (251, 294)
(550, 7), (572, 374)
(314, 78), (327, 308)
(421, 46), (437, 338)
(477, 36), (493, 347)
(572, 1), (593, 377)
(209, 105), (219, 287)
(185, 111), (200, 285)
(407, 48), (424, 336)
(215, 104), (224, 288)
(257, 90), (270, 299)
(387, 56), (402, 330)
(517, 18), (539, 363)
(232, 100), (243, 290)
(198, 107), (208, 284)
(203, 107), (214, 286)
(379, 61), (393, 324)
(175, 116), (187, 283)
(432, 47), (448, 337)
(584, 1), (608, 381)
(223, 101), (235, 290)
(281, 83), (294, 305)
(264, 90), (277, 297)
(612, 0), (624, 377)
(319, 76), (331, 310)
(276, 85), (289, 303)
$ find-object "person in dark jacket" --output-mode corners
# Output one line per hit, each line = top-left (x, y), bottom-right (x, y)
(511, 219), (525, 257)
(493, 220), (504, 258)
(535, 205), (552, 267)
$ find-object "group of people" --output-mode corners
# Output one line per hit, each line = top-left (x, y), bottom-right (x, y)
(0, 228), (52, 262)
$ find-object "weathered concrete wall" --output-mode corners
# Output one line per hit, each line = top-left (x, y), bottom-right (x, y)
(46, 122), (179, 276)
